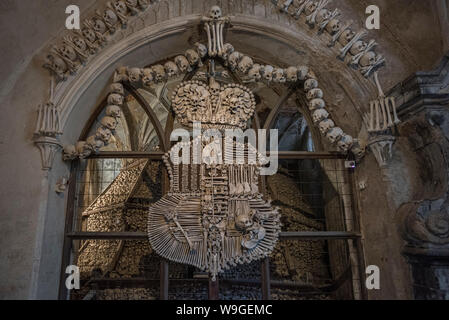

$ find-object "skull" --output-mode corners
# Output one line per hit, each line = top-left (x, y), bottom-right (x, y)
(164, 61), (179, 77)
(110, 83), (124, 95)
(316, 9), (332, 24)
(297, 65), (309, 81)
(93, 17), (107, 33)
(319, 119), (335, 135)
(238, 56), (254, 74)
(108, 93), (124, 106)
(307, 88), (323, 100)
(101, 116), (118, 131)
(106, 105), (122, 118)
(142, 68), (154, 86)
(96, 126), (113, 143)
(326, 127), (344, 144)
(360, 51), (377, 67)
(306, 69), (317, 80)
(185, 49), (200, 67)
(221, 43), (235, 60)
(304, 79), (319, 91)
(194, 42), (208, 58)
(286, 66), (298, 82)
(312, 109), (329, 123)
(174, 55), (190, 73)
(45, 54), (67, 76)
(305, 1), (318, 15)
(273, 68), (286, 83)
(63, 145), (78, 161)
(309, 98), (326, 111)
(350, 139), (366, 159)
(235, 212), (255, 231)
(73, 36), (87, 51)
(152, 64), (166, 82)
(113, 0), (128, 15)
(103, 9), (118, 25)
(248, 64), (262, 81)
(228, 51), (243, 71)
(261, 65), (274, 82)
(350, 40), (367, 55)
(114, 66), (128, 82)
(326, 19), (341, 35)
(86, 135), (105, 153)
(209, 5), (222, 19)
(339, 29), (355, 46)
(76, 141), (92, 159)
(337, 134), (354, 152)
(127, 67), (141, 83)
(82, 27), (96, 43)
(60, 45), (77, 61)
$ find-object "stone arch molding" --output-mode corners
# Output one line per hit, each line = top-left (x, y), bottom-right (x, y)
(36, 0), (391, 170)
(62, 40), (355, 161)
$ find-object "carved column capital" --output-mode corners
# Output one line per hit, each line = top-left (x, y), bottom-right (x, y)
(34, 136), (62, 171)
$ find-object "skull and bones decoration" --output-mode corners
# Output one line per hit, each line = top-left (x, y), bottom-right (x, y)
(202, 6), (230, 57)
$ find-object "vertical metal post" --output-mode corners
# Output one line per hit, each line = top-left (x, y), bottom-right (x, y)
(160, 259), (169, 300)
(261, 257), (271, 300)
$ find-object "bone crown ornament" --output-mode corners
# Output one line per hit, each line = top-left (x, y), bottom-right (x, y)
(171, 80), (256, 129)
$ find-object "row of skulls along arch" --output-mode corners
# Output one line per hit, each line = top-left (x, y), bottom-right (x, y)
(63, 42), (354, 161)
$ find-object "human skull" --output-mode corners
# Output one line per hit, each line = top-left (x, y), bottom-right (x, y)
(110, 83), (124, 95)
(316, 9), (332, 24)
(297, 66), (309, 81)
(309, 98), (326, 111)
(286, 66), (298, 82)
(127, 67), (141, 83)
(185, 49), (200, 67)
(76, 141), (92, 159)
(60, 45), (77, 61)
(63, 145), (78, 161)
(108, 93), (124, 106)
(350, 40), (367, 55)
(152, 64), (166, 82)
(261, 65), (274, 82)
(194, 42), (208, 58)
(319, 119), (335, 135)
(273, 68), (286, 83)
(209, 5), (222, 19)
(221, 43), (235, 60)
(305, 1), (318, 15)
(101, 116), (118, 131)
(337, 134), (354, 152)
(82, 27), (96, 43)
(312, 109), (329, 123)
(73, 36), (87, 51)
(45, 54), (67, 76)
(96, 126), (113, 143)
(114, 67), (128, 82)
(304, 78), (319, 91)
(174, 55), (190, 73)
(86, 136), (105, 153)
(228, 51), (243, 71)
(360, 51), (377, 67)
(103, 9), (118, 25)
(248, 64), (262, 81)
(238, 56), (254, 74)
(339, 29), (355, 46)
(327, 127), (344, 144)
(235, 213), (254, 231)
(164, 61), (179, 77)
(106, 105), (122, 118)
(326, 19), (341, 35)
(307, 88), (323, 100)
(142, 68), (154, 86)
(113, 0), (128, 15)
(93, 17), (107, 33)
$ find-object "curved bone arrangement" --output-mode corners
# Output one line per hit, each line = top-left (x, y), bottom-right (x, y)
(148, 79), (281, 280)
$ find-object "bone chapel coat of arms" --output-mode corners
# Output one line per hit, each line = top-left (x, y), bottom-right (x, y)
(147, 7), (281, 281)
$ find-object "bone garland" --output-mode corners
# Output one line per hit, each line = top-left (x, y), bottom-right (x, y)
(44, 1), (156, 81)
